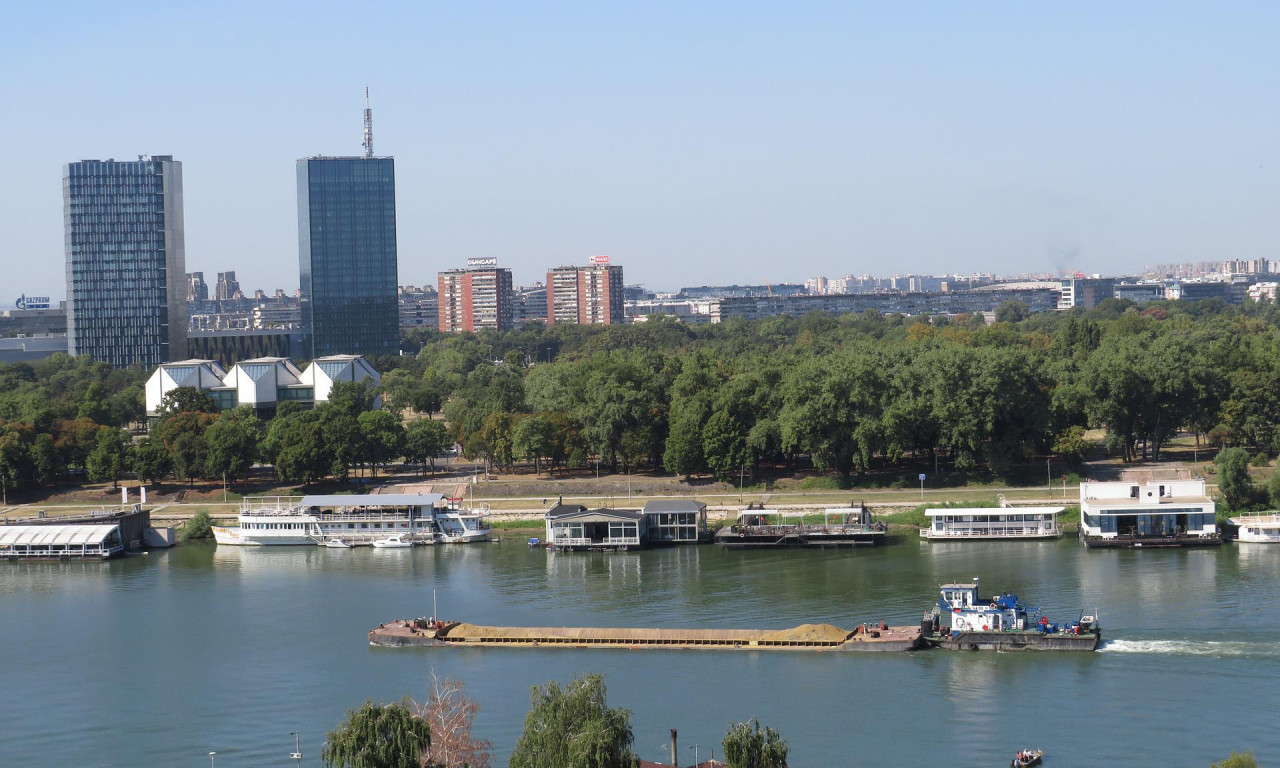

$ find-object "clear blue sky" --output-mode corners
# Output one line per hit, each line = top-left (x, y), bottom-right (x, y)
(2, 1), (1278, 298)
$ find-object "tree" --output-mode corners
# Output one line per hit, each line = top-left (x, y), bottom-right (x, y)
(323, 698), (432, 768)
(131, 438), (172, 483)
(359, 409), (406, 479)
(1052, 426), (1093, 473)
(182, 510), (214, 541)
(995, 300), (1030, 324)
(722, 719), (788, 768)
(1215, 447), (1255, 512)
(157, 386), (217, 416)
(418, 672), (492, 768)
(275, 419), (330, 486)
(405, 419), (450, 476)
(1210, 751), (1257, 768)
(30, 433), (63, 484)
(328, 379), (381, 419)
(87, 427), (132, 489)
(512, 413), (556, 476)
(509, 674), (636, 768)
(204, 408), (263, 486)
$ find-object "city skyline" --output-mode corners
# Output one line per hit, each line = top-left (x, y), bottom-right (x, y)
(4, 3), (1280, 299)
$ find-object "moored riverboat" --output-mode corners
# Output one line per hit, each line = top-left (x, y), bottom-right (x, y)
(714, 506), (886, 549)
(370, 618), (925, 652)
(212, 494), (488, 546)
(1230, 513), (1280, 543)
(1078, 478), (1220, 549)
(924, 578), (1100, 651)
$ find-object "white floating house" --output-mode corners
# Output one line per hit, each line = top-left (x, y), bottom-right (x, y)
(921, 506), (1065, 540)
(1229, 513), (1280, 544)
(145, 354), (380, 418)
(641, 500), (708, 544)
(545, 503), (644, 551)
(1079, 478), (1219, 548)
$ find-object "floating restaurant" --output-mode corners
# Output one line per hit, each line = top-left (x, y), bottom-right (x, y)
(1079, 478), (1220, 548)
(713, 505), (885, 549)
(0, 524), (125, 560)
(544, 503), (645, 551)
(1229, 513), (1280, 543)
(920, 503), (1065, 540)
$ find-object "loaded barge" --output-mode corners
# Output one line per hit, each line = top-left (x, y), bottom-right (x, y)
(370, 619), (924, 652)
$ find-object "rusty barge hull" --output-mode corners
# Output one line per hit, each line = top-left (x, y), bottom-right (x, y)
(369, 621), (924, 652)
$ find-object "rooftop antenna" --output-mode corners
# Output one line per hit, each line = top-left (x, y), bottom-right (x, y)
(362, 86), (374, 158)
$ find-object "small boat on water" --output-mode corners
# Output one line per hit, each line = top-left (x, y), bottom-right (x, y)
(323, 538), (352, 549)
(371, 534), (414, 549)
(1010, 749), (1043, 767)
(924, 578), (1100, 651)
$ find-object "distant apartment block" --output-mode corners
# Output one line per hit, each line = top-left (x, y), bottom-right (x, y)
(215, 271), (242, 301)
(398, 285), (439, 330)
(63, 155), (187, 368)
(438, 262), (514, 332)
(709, 287), (1060, 323)
(546, 261), (625, 325)
(187, 272), (209, 303)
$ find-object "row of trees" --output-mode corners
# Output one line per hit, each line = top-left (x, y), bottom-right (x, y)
(381, 302), (1280, 483)
(323, 673), (789, 768)
(6, 296), (1280, 493)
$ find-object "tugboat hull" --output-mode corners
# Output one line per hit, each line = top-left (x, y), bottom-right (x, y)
(926, 630), (1100, 651)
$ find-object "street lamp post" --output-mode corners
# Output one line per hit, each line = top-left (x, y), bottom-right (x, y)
(290, 732), (302, 764)
(209, 752), (216, 768)
(545, 347), (552, 364)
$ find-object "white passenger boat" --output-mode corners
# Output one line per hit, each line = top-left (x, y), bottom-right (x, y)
(323, 538), (352, 549)
(436, 509), (492, 543)
(371, 534), (414, 548)
(213, 494), (449, 546)
(919, 504), (1065, 541)
(1230, 513), (1280, 543)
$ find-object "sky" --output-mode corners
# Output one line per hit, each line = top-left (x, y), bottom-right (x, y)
(2, 1), (1278, 299)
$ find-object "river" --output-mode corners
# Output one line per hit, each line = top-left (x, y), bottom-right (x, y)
(3, 536), (1277, 767)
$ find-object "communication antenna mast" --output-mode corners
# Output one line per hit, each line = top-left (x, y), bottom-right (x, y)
(362, 86), (374, 158)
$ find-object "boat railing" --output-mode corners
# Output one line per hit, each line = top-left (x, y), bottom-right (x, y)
(550, 536), (641, 547)
(241, 496), (304, 513)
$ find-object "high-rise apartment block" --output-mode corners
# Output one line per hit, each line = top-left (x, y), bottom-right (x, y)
(297, 155), (399, 358)
(187, 272), (209, 303)
(215, 271), (241, 301)
(438, 261), (514, 332)
(63, 155), (187, 367)
(545, 261), (625, 325)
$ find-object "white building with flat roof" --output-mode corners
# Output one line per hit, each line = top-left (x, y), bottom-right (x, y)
(1079, 478), (1219, 548)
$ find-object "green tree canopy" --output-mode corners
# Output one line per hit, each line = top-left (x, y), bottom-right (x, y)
(722, 719), (788, 768)
(1215, 447), (1255, 512)
(158, 386), (217, 416)
(509, 674), (636, 768)
(405, 418), (450, 476)
(322, 698), (432, 768)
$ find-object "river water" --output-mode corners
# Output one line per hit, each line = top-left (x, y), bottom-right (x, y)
(3, 537), (1278, 767)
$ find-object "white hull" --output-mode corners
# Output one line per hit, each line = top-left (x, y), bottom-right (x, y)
(212, 526), (315, 546)
(440, 529), (492, 544)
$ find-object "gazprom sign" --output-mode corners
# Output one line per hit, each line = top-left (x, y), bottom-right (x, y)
(16, 294), (51, 310)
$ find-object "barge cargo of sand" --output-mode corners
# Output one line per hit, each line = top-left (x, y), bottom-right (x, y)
(370, 618), (924, 652)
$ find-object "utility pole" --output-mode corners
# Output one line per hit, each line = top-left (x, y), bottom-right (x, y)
(1046, 457), (1051, 492)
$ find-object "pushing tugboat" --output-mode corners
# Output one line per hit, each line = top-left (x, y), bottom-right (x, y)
(924, 578), (1100, 651)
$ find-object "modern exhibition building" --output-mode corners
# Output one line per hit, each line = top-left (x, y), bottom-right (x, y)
(144, 354), (380, 418)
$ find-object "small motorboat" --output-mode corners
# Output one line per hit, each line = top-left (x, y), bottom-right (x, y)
(527, 537), (541, 548)
(1010, 749), (1043, 767)
(372, 535), (413, 549)
(323, 538), (352, 549)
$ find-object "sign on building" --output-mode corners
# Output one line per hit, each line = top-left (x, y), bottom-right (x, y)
(589, 254), (610, 265)
(15, 294), (51, 310)
(466, 257), (498, 267)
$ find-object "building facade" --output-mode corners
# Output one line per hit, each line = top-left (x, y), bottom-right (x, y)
(545, 264), (625, 325)
(437, 267), (514, 332)
(63, 155), (187, 367)
(298, 156), (399, 358)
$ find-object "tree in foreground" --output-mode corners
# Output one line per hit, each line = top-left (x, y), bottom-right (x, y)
(323, 698), (432, 768)
(418, 672), (493, 768)
(1210, 751), (1257, 768)
(508, 674), (636, 768)
(722, 719), (788, 768)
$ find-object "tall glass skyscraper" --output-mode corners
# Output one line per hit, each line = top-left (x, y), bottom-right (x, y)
(63, 155), (187, 368)
(297, 156), (399, 358)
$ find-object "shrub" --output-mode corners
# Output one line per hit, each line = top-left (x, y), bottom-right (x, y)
(182, 510), (213, 541)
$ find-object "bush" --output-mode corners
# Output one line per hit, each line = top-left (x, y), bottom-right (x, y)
(1250, 452), (1270, 467)
(182, 510), (213, 541)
